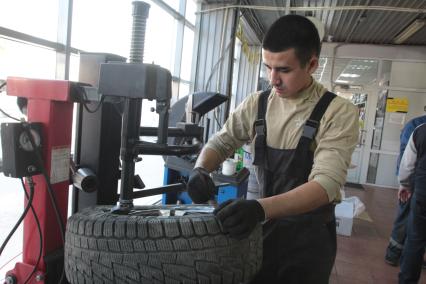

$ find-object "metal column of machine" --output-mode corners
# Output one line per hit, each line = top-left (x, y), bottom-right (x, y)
(72, 52), (126, 213)
(97, 2), (204, 213)
(4, 78), (74, 284)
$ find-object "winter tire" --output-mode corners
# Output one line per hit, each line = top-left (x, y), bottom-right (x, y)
(64, 205), (262, 284)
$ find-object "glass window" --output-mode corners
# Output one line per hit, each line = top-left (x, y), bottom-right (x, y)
(335, 91), (368, 147)
(72, 0), (133, 57)
(312, 57), (332, 89)
(162, 0), (179, 11)
(313, 57), (379, 89)
(179, 81), (190, 98)
(334, 59), (378, 86)
(378, 60), (392, 87)
(144, 3), (177, 71)
(371, 90), (387, 151)
(0, 0), (59, 42)
(180, 27), (194, 81)
(372, 89), (426, 153)
(69, 53), (80, 82)
(0, 38), (56, 80)
(185, 0), (197, 25)
(72, 0), (177, 72)
(0, 173), (24, 277)
(366, 152), (399, 187)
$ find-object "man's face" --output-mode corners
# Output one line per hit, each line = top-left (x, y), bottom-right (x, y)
(262, 48), (318, 99)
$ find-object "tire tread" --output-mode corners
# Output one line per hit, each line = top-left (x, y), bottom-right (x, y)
(65, 206), (262, 284)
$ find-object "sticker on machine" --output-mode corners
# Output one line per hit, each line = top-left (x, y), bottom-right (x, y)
(50, 146), (71, 184)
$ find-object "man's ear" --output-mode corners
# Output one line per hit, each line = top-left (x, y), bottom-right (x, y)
(307, 56), (319, 75)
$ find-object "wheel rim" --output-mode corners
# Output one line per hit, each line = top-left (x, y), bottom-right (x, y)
(98, 204), (215, 217)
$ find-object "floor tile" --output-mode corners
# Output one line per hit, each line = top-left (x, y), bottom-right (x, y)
(336, 185), (426, 284)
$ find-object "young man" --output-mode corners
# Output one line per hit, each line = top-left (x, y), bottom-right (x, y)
(187, 15), (358, 283)
(398, 123), (426, 283)
(386, 114), (426, 266)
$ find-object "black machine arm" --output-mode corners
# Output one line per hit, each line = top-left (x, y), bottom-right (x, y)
(131, 183), (185, 199)
(135, 141), (202, 156)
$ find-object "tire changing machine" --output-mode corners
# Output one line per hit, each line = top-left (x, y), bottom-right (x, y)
(1, 2), (248, 283)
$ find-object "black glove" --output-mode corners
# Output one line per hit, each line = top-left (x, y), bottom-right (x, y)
(214, 199), (265, 239)
(187, 167), (216, 203)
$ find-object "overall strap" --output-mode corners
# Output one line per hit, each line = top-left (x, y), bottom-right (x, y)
(252, 89), (271, 166)
(301, 91), (336, 143)
(292, 91), (336, 176)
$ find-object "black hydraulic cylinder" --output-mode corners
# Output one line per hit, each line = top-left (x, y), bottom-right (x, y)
(120, 99), (140, 201)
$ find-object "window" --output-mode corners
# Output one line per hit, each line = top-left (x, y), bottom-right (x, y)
(72, 0), (133, 57)
(180, 27), (194, 81)
(179, 81), (190, 98)
(144, 3), (177, 71)
(0, 0), (59, 42)
(185, 0), (197, 25)
(0, 38), (56, 80)
(72, 0), (177, 72)
(162, 0), (180, 12)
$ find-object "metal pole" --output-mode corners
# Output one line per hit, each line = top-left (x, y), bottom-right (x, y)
(224, 5), (240, 121)
(115, 1), (150, 213)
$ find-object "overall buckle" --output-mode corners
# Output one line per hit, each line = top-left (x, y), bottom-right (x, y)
(254, 119), (266, 135)
(302, 119), (319, 139)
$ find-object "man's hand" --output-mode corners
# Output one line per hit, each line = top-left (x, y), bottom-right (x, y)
(214, 199), (265, 239)
(398, 185), (412, 203)
(187, 167), (216, 203)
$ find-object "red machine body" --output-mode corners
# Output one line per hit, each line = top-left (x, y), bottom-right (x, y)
(5, 77), (74, 284)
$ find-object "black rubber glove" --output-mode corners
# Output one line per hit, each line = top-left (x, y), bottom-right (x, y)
(214, 199), (265, 239)
(187, 167), (216, 203)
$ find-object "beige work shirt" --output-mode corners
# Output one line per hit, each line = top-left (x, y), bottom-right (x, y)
(205, 79), (359, 202)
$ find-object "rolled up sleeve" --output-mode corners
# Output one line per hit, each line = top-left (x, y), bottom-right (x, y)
(205, 92), (259, 161)
(309, 98), (359, 202)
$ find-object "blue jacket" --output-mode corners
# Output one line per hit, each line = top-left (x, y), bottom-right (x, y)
(397, 115), (426, 175)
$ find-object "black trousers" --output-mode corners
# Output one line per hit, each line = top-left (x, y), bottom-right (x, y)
(251, 218), (337, 284)
(399, 193), (426, 283)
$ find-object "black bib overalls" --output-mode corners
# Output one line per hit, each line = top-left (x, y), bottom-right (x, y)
(250, 90), (337, 284)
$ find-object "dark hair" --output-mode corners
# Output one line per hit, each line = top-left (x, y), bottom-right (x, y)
(262, 15), (321, 67)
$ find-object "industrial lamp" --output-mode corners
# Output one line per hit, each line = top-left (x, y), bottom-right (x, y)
(393, 19), (425, 44)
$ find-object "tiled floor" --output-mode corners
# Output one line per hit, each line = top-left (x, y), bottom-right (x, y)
(331, 185), (426, 284)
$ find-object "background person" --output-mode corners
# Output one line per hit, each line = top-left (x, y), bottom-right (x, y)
(398, 123), (426, 283)
(386, 114), (426, 266)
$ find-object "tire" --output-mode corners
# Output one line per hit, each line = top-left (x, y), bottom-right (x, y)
(64, 205), (262, 284)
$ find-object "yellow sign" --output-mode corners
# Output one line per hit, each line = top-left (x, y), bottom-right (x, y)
(386, 97), (409, 113)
